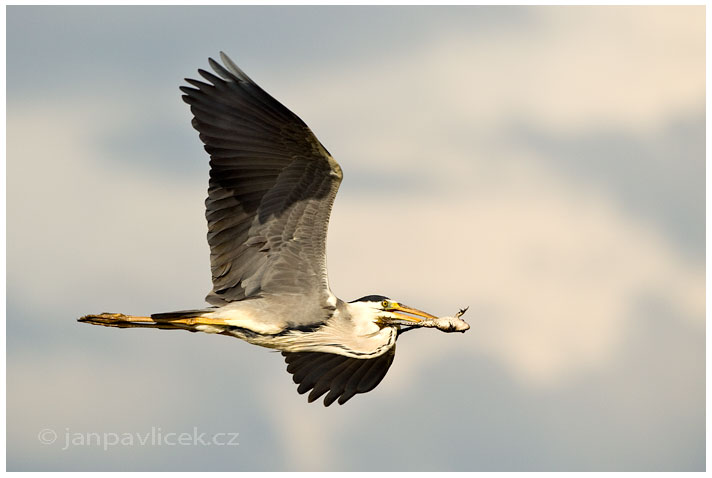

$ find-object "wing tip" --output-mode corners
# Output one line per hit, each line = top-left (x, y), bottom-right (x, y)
(218, 51), (253, 83)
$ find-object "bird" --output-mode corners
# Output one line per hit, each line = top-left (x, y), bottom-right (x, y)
(79, 52), (469, 407)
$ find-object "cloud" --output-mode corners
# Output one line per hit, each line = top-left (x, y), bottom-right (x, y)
(7, 95), (211, 313)
(327, 154), (704, 386)
(278, 6), (703, 176)
(7, 6), (704, 471)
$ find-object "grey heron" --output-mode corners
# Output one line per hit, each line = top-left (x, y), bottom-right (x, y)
(79, 53), (469, 406)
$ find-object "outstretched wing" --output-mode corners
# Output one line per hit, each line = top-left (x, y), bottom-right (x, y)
(282, 347), (396, 406)
(181, 53), (343, 307)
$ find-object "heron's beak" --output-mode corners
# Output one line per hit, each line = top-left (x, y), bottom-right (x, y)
(388, 303), (438, 324)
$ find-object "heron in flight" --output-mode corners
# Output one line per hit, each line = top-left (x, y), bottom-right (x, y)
(80, 53), (469, 406)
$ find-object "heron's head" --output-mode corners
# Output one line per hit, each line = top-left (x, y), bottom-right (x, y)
(350, 295), (438, 328)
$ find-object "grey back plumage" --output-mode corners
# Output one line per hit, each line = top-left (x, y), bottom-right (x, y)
(180, 53), (343, 307)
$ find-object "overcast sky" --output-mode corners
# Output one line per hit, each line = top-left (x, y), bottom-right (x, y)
(7, 5), (705, 471)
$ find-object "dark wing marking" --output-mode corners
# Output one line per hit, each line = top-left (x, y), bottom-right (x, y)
(282, 346), (396, 406)
(181, 52), (343, 307)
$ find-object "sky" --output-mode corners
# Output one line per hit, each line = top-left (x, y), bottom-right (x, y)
(6, 5), (705, 471)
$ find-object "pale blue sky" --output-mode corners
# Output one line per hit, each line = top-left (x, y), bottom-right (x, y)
(7, 5), (705, 471)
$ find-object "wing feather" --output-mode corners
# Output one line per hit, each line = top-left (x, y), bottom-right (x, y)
(182, 53), (342, 310)
(282, 347), (396, 406)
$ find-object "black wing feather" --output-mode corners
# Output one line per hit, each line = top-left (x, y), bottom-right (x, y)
(282, 347), (396, 407)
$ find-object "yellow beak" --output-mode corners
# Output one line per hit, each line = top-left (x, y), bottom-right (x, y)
(388, 303), (438, 323)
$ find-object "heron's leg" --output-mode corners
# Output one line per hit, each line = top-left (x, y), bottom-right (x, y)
(78, 313), (230, 329)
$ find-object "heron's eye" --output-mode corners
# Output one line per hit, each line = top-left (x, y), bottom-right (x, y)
(381, 300), (390, 309)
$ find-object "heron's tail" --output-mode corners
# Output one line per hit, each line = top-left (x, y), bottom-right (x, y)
(78, 310), (222, 330)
